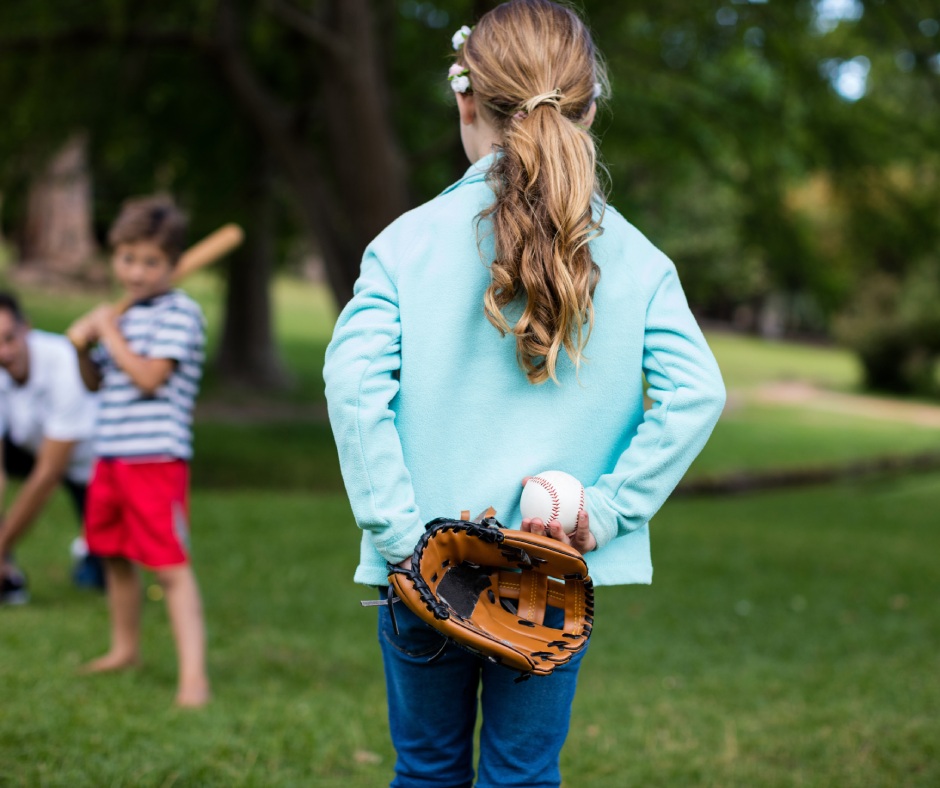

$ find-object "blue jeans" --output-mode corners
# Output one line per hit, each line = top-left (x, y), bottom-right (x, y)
(377, 587), (589, 788)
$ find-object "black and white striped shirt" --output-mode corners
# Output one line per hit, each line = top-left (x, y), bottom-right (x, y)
(93, 290), (206, 460)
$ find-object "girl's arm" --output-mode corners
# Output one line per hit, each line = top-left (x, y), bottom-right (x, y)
(583, 258), (726, 550)
(324, 248), (425, 567)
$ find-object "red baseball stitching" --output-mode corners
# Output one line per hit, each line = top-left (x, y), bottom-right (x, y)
(531, 476), (561, 523)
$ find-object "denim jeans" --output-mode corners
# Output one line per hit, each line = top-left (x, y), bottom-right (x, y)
(377, 587), (589, 788)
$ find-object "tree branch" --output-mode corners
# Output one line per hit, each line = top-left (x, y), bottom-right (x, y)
(211, 0), (357, 303)
(0, 28), (201, 53)
(264, 0), (349, 59)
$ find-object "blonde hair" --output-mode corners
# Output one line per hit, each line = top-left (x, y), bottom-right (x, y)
(459, 0), (608, 384)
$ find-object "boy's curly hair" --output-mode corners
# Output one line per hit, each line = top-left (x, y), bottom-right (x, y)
(108, 195), (188, 264)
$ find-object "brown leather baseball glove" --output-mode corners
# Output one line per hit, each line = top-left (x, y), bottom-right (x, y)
(386, 517), (594, 680)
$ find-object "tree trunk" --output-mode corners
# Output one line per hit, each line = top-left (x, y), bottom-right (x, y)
(215, 150), (291, 389)
(318, 0), (409, 251)
(226, 0), (410, 307)
(204, 0), (413, 386)
(19, 133), (99, 281)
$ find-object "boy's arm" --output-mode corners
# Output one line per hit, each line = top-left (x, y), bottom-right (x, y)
(96, 308), (176, 395)
(76, 347), (103, 392)
(0, 438), (75, 561)
(68, 310), (105, 391)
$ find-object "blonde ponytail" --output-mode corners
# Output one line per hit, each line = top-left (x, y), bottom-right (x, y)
(460, 0), (607, 383)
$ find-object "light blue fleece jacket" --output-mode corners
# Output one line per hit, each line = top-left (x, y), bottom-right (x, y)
(324, 153), (726, 587)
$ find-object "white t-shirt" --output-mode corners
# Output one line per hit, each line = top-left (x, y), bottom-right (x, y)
(0, 330), (99, 483)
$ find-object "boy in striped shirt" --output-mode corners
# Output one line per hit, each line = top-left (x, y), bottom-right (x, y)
(69, 196), (209, 707)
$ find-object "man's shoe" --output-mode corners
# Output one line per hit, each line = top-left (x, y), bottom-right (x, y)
(71, 537), (106, 590)
(73, 555), (106, 591)
(1, 567), (29, 605)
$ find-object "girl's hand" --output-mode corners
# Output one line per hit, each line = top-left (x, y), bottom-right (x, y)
(520, 476), (597, 554)
(521, 511), (597, 555)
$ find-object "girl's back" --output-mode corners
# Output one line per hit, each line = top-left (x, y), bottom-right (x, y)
(328, 153), (723, 587)
(324, 3), (725, 785)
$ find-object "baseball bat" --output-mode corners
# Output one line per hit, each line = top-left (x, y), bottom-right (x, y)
(68, 223), (244, 350)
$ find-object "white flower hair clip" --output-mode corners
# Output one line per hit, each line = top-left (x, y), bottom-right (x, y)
(452, 25), (472, 51)
(448, 63), (471, 94)
(592, 82), (603, 100)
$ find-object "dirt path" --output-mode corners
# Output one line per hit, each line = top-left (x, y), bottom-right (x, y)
(750, 381), (940, 429)
(192, 381), (940, 429)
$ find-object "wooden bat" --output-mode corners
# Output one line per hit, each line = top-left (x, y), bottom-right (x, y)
(69, 223), (244, 349)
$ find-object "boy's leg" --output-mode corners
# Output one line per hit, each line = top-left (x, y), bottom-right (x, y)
(155, 564), (209, 707)
(81, 557), (141, 672)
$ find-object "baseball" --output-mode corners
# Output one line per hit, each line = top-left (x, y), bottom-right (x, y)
(520, 470), (585, 534)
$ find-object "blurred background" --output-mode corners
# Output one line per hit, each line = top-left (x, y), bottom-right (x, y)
(2, 0), (939, 396)
(1, 1), (938, 786)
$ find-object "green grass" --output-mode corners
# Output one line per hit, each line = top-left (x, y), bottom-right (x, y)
(3, 279), (940, 785)
(688, 402), (940, 480)
(191, 421), (342, 492)
(707, 331), (861, 391)
(3, 473), (938, 785)
(577, 472), (940, 786)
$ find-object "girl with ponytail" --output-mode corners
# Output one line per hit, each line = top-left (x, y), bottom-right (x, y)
(325, 2), (725, 785)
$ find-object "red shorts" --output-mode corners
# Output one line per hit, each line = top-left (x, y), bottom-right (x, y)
(84, 458), (191, 568)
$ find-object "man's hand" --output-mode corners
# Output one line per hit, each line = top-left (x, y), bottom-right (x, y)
(0, 439), (75, 558)
(0, 513), (10, 564)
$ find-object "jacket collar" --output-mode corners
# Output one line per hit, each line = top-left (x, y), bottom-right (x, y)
(440, 151), (499, 195)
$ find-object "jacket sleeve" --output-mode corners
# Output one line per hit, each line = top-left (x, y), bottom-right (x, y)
(584, 258), (726, 550)
(323, 248), (425, 566)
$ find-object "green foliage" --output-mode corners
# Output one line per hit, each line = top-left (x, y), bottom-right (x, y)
(2, 1), (940, 387)
(586, 0), (940, 339)
(835, 266), (940, 394)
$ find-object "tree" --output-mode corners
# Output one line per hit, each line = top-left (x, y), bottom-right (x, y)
(19, 133), (98, 283)
(2, 1), (938, 393)
(0, 0), (454, 386)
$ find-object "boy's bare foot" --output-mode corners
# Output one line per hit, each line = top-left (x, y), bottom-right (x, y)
(174, 682), (211, 708)
(79, 652), (140, 674)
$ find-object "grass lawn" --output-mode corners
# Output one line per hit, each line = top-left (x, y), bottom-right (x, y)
(688, 402), (940, 481)
(705, 331), (861, 392)
(2, 278), (939, 785)
(3, 472), (938, 786)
